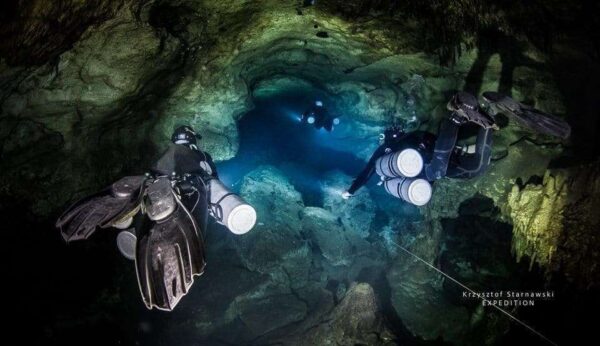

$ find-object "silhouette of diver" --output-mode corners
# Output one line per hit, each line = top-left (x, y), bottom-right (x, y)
(301, 100), (340, 132)
(56, 125), (257, 311)
(342, 92), (570, 206)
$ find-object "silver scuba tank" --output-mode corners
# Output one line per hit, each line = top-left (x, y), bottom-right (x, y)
(384, 177), (432, 206)
(376, 148), (423, 178)
(209, 179), (257, 235)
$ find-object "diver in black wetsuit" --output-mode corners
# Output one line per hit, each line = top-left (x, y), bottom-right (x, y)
(150, 125), (219, 229)
(57, 125), (256, 311)
(342, 92), (496, 201)
(301, 100), (340, 132)
(153, 125), (219, 180)
(342, 125), (435, 197)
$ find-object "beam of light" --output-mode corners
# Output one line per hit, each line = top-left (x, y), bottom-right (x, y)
(389, 240), (558, 346)
(280, 108), (304, 123)
(322, 185), (344, 196)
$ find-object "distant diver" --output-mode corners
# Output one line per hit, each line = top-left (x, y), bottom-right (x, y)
(56, 125), (257, 311)
(342, 91), (571, 206)
(301, 100), (340, 132)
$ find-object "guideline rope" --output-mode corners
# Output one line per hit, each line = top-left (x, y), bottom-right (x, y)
(390, 240), (558, 346)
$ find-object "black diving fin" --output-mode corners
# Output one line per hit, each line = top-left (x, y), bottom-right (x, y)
(448, 91), (499, 130)
(482, 91), (571, 139)
(56, 176), (147, 242)
(135, 177), (206, 311)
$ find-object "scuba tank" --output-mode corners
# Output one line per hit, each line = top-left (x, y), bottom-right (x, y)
(372, 139), (431, 206)
(384, 177), (432, 206)
(208, 179), (257, 235)
(376, 148), (424, 178)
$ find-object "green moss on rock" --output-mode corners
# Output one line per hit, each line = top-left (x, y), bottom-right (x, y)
(508, 160), (600, 287)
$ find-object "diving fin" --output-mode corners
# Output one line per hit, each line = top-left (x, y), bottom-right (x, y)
(135, 196), (206, 311)
(134, 178), (206, 311)
(482, 91), (571, 139)
(56, 176), (147, 242)
(448, 91), (498, 130)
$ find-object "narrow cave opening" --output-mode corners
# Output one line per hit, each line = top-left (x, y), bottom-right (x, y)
(219, 84), (373, 207)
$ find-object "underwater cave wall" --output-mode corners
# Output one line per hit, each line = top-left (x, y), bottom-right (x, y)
(0, 0), (573, 214)
(508, 160), (600, 288)
(2, 1), (600, 345)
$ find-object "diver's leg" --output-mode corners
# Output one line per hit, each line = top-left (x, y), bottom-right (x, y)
(424, 118), (460, 181)
(446, 127), (493, 179)
(324, 118), (333, 131)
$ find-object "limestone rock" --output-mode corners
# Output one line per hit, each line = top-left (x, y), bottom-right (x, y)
(301, 207), (355, 267)
(0, 0), (125, 66)
(507, 160), (600, 287)
(322, 171), (377, 238)
(236, 165), (309, 281)
(386, 221), (471, 344)
(294, 283), (396, 346)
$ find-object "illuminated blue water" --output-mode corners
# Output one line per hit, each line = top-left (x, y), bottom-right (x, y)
(217, 87), (423, 226)
(218, 89), (371, 206)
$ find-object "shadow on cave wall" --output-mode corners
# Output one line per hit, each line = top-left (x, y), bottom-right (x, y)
(2, 195), (148, 345)
(355, 266), (451, 346)
(438, 194), (600, 346)
(463, 30), (545, 98)
(440, 195), (544, 295)
(0, 0), (126, 66)
(439, 195), (552, 345)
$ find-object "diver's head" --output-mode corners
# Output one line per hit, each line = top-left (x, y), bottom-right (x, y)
(172, 125), (202, 146)
(380, 125), (405, 145)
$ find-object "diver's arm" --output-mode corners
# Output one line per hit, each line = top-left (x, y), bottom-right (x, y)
(205, 152), (219, 179)
(347, 146), (386, 195)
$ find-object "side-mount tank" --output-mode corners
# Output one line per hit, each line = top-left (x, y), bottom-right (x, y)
(208, 178), (257, 235)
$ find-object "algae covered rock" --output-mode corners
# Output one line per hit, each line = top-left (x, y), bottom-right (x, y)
(386, 220), (471, 344)
(301, 207), (356, 266)
(236, 165), (308, 278)
(507, 160), (600, 287)
(322, 171), (377, 238)
(294, 283), (396, 346)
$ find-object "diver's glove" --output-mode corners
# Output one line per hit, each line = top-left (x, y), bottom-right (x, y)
(341, 191), (353, 200)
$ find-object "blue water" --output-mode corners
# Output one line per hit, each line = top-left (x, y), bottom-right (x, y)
(218, 89), (373, 207)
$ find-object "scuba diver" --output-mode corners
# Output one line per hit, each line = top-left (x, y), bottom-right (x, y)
(56, 125), (257, 311)
(301, 100), (340, 132)
(342, 91), (571, 206)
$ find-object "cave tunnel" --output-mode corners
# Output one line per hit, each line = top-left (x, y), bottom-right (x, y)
(220, 84), (363, 204)
(219, 82), (417, 212)
(2, 1), (600, 346)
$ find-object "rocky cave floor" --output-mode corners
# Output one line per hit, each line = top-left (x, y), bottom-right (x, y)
(2, 1), (600, 345)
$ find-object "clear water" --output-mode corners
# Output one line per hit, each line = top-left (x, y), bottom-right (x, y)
(219, 88), (375, 207)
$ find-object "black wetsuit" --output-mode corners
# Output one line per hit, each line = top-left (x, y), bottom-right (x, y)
(348, 131), (434, 195)
(302, 106), (335, 131)
(152, 143), (218, 179)
(425, 119), (493, 181)
(347, 121), (493, 195)
(151, 143), (219, 228)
